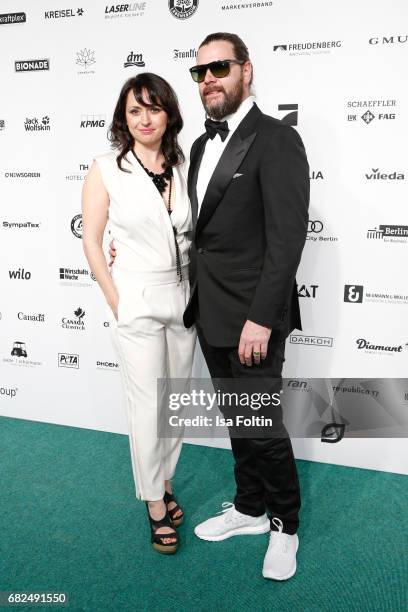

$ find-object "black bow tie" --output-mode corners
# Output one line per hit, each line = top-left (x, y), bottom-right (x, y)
(204, 118), (229, 142)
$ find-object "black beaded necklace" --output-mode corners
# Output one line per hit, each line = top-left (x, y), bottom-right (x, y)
(131, 149), (182, 283)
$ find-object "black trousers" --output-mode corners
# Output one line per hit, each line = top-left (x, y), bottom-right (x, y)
(196, 322), (301, 535)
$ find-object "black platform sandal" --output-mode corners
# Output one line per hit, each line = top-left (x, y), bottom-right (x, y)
(164, 490), (184, 527)
(145, 502), (178, 554)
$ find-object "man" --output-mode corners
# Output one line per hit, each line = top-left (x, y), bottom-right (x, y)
(184, 32), (309, 580)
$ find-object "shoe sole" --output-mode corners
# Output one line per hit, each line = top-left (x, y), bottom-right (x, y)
(195, 520), (270, 542)
(262, 536), (299, 580)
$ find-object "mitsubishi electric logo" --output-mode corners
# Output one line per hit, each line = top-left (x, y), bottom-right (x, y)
(124, 51), (145, 68)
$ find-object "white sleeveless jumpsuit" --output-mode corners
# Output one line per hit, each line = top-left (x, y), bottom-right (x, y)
(95, 150), (196, 501)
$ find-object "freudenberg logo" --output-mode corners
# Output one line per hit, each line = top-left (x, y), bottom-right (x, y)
(273, 40), (341, 55)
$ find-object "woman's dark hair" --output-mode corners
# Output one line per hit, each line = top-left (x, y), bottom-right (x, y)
(108, 73), (184, 172)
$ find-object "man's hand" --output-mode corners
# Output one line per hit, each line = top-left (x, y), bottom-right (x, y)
(238, 320), (272, 366)
(108, 239), (116, 267)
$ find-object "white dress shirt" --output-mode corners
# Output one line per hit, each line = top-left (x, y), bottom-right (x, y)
(196, 95), (256, 212)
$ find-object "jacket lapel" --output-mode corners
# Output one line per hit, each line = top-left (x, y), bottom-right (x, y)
(196, 104), (260, 237)
(188, 134), (208, 232)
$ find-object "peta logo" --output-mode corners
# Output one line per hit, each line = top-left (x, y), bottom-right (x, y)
(58, 353), (79, 368)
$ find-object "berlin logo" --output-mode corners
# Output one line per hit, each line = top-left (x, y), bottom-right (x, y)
(15, 59), (50, 72)
(344, 285), (364, 303)
(0, 12), (26, 25)
(80, 115), (106, 128)
(124, 51), (145, 68)
(71, 214), (83, 238)
(169, 1), (199, 19)
(24, 116), (50, 132)
(367, 224), (408, 242)
(278, 104), (298, 126)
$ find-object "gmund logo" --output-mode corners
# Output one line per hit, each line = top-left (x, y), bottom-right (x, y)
(15, 59), (50, 72)
(365, 168), (405, 180)
(0, 12), (26, 25)
(124, 51), (145, 68)
(80, 115), (105, 128)
(24, 116), (50, 132)
(369, 35), (407, 45)
(58, 353), (79, 369)
(9, 268), (31, 280)
(61, 308), (86, 331)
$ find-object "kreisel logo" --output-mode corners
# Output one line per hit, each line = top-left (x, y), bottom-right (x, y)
(365, 168), (405, 180)
(9, 268), (31, 280)
(124, 51), (145, 68)
(0, 12), (26, 25)
(45, 8), (84, 19)
(58, 353), (79, 368)
(290, 335), (333, 347)
(273, 40), (341, 55)
(71, 214), (83, 238)
(105, 2), (146, 19)
(173, 48), (197, 60)
(169, 0), (198, 19)
(80, 115), (105, 128)
(61, 307), (86, 331)
(18, 312), (45, 322)
(15, 59), (50, 72)
(344, 285), (364, 303)
(76, 49), (96, 74)
(24, 116), (50, 132)
(278, 103), (298, 126)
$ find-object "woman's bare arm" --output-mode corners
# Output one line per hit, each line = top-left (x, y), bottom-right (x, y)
(82, 161), (118, 318)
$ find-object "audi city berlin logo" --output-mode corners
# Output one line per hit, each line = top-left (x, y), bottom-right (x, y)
(308, 220), (323, 233)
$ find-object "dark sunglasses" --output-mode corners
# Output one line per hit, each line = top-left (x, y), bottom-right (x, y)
(189, 59), (245, 83)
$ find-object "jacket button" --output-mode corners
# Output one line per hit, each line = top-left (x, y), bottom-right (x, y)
(198, 248), (205, 254)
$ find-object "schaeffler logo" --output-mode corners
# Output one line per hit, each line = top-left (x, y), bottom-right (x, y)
(3, 221), (40, 229)
(45, 8), (84, 19)
(58, 353), (79, 369)
(369, 35), (407, 45)
(9, 268), (31, 280)
(356, 338), (406, 355)
(367, 224), (408, 243)
(15, 59), (50, 72)
(66, 163), (89, 181)
(169, 0), (198, 19)
(344, 285), (364, 303)
(273, 40), (341, 55)
(105, 3), (146, 18)
(18, 312), (45, 322)
(173, 48), (197, 60)
(298, 284), (318, 298)
(365, 168), (405, 180)
(62, 308), (86, 331)
(124, 51), (145, 68)
(0, 12), (26, 25)
(346, 99), (397, 123)
(24, 116), (50, 132)
(290, 335), (334, 347)
(80, 115), (105, 128)
(76, 49), (95, 73)
(278, 104), (298, 126)
(71, 214), (83, 238)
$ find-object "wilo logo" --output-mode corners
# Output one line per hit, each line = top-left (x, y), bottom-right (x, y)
(9, 268), (31, 280)
(80, 114), (105, 128)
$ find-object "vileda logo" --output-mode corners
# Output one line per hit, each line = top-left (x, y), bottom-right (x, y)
(0, 12), (26, 25)
(15, 59), (50, 72)
(58, 353), (79, 368)
(365, 168), (404, 180)
(80, 115), (105, 128)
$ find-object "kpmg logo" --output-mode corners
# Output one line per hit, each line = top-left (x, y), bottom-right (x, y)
(298, 284), (318, 298)
(124, 51), (145, 68)
(273, 40), (341, 55)
(369, 35), (407, 45)
(15, 59), (50, 72)
(71, 214), (83, 238)
(365, 168), (405, 180)
(24, 116), (50, 132)
(9, 268), (31, 280)
(290, 335), (334, 347)
(169, 0), (198, 19)
(173, 48), (197, 60)
(45, 8), (84, 19)
(105, 3), (146, 18)
(0, 12), (26, 25)
(346, 99), (397, 124)
(366, 224), (408, 242)
(278, 103), (298, 126)
(80, 115), (106, 128)
(58, 353), (79, 368)
(76, 49), (96, 72)
(344, 285), (364, 303)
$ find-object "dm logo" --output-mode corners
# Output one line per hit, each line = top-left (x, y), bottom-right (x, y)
(169, 0), (198, 19)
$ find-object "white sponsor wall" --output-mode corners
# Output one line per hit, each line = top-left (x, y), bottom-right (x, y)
(1, 0), (407, 474)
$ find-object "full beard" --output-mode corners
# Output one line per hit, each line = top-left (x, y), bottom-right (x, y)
(202, 77), (244, 120)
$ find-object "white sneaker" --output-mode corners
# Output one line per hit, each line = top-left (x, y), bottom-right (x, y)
(262, 517), (299, 580)
(194, 502), (270, 542)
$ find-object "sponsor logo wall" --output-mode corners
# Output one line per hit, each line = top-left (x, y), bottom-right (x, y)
(0, 0), (407, 474)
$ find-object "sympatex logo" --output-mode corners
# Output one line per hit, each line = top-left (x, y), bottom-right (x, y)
(0, 12), (26, 24)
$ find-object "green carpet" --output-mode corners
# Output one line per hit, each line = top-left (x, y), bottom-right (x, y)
(1, 416), (407, 611)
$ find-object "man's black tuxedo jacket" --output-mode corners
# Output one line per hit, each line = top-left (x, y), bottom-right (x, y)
(183, 103), (310, 347)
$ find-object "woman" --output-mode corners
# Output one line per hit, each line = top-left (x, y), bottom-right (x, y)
(82, 73), (196, 554)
